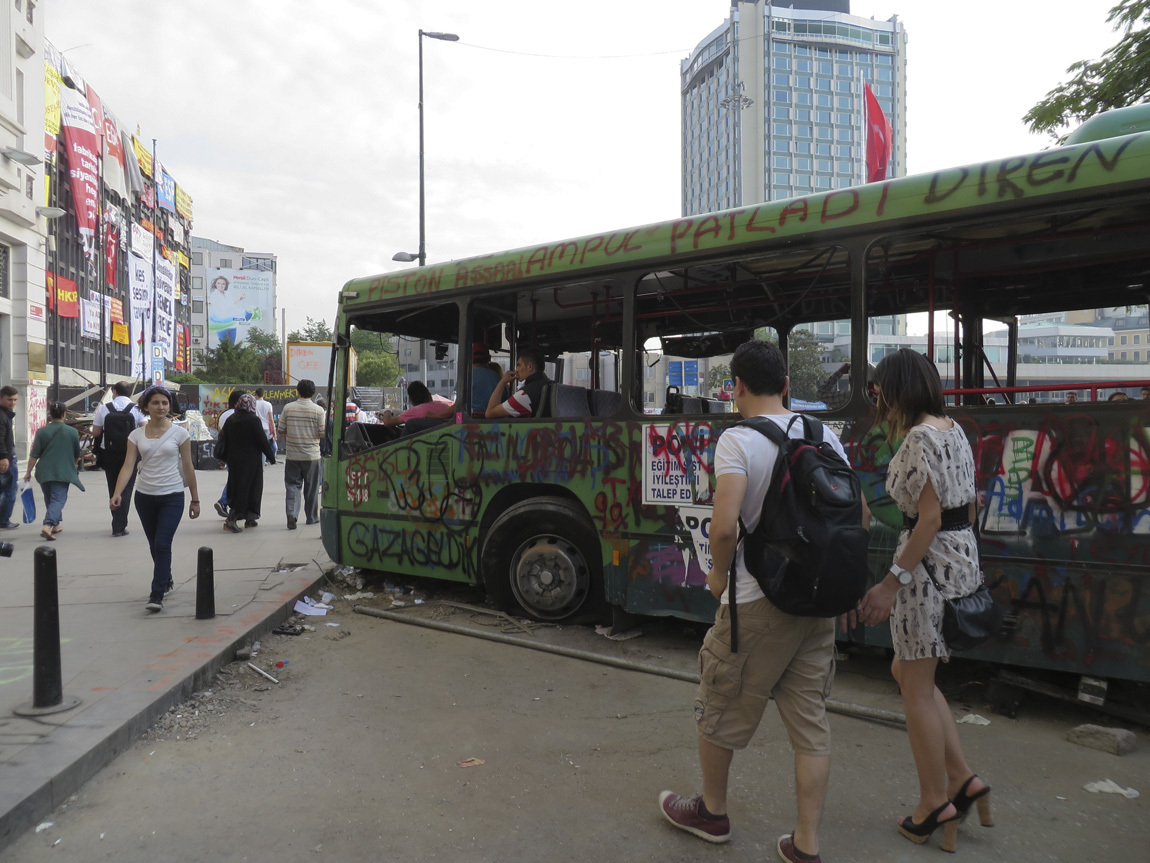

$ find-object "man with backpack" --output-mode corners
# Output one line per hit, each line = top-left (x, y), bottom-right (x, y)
(92, 382), (145, 537)
(658, 340), (869, 862)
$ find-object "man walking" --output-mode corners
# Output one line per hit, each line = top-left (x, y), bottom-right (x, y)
(658, 340), (863, 862)
(277, 379), (325, 529)
(0, 385), (18, 529)
(253, 387), (277, 463)
(91, 382), (146, 536)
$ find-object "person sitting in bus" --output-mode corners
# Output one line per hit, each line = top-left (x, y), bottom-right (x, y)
(816, 361), (876, 410)
(485, 346), (549, 419)
(383, 382), (455, 427)
(1108, 391), (1129, 402)
(1066, 391), (1079, 404)
(471, 343), (501, 416)
(1142, 386), (1150, 401)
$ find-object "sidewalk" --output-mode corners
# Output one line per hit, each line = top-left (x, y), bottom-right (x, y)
(0, 463), (329, 852)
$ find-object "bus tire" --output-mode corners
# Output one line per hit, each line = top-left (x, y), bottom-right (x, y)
(481, 498), (602, 623)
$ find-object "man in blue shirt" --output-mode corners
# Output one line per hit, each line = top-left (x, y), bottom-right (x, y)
(471, 343), (501, 416)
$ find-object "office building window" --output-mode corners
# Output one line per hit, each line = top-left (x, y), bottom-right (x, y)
(192, 300), (204, 313)
(192, 276), (203, 291)
(192, 325), (204, 338)
(192, 251), (203, 265)
(219, 258), (232, 268)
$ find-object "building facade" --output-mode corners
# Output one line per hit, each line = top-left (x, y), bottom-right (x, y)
(682, 0), (907, 215)
(189, 236), (278, 368)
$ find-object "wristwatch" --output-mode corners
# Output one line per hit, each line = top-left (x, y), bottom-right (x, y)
(889, 564), (913, 586)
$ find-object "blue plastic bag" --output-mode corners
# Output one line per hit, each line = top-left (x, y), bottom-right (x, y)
(20, 483), (35, 524)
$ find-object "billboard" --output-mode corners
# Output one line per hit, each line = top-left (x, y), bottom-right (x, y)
(287, 341), (332, 385)
(206, 268), (274, 348)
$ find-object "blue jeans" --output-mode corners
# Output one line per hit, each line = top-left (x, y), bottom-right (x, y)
(134, 491), (184, 597)
(0, 457), (17, 526)
(40, 481), (69, 527)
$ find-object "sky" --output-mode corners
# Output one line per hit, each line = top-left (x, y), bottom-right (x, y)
(48, 0), (1122, 337)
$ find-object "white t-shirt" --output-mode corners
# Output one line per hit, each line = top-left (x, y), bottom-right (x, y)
(713, 412), (851, 605)
(92, 395), (146, 430)
(254, 399), (276, 438)
(129, 424), (191, 496)
(218, 409), (234, 430)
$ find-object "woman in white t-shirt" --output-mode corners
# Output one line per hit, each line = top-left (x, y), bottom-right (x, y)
(110, 386), (200, 612)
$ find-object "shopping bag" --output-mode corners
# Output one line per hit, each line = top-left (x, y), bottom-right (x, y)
(20, 482), (35, 524)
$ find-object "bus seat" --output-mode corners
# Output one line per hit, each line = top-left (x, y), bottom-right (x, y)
(535, 383), (553, 418)
(591, 389), (622, 416)
(550, 384), (591, 418)
(680, 396), (703, 414)
(401, 417), (448, 436)
(704, 399), (728, 414)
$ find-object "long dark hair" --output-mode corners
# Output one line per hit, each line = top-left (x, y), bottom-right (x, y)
(874, 348), (946, 440)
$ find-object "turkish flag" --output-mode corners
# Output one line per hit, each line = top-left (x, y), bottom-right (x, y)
(864, 83), (892, 183)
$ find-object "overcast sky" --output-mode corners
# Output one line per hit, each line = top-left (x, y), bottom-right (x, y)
(49, 0), (1119, 336)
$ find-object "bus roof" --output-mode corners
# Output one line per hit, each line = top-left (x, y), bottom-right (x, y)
(345, 110), (1150, 308)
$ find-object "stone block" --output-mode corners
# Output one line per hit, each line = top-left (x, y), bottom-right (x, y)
(1066, 723), (1136, 756)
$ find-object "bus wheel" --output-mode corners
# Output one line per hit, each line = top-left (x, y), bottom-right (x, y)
(482, 499), (601, 622)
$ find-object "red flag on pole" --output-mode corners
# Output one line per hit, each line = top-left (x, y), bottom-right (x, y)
(864, 83), (892, 182)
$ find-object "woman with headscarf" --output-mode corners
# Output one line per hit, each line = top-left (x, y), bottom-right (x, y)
(24, 402), (85, 542)
(216, 393), (275, 533)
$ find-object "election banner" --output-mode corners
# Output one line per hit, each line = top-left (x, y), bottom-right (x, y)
(129, 256), (153, 378)
(206, 268), (273, 348)
(157, 165), (176, 213)
(155, 256), (177, 360)
(47, 273), (79, 318)
(59, 86), (100, 270)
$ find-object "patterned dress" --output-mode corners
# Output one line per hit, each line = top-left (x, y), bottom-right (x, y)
(887, 422), (981, 660)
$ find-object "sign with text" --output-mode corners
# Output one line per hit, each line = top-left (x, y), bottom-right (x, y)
(287, 341), (332, 384)
(206, 268), (273, 348)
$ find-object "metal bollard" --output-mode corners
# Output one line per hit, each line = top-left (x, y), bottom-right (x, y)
(15, 546), (81, 716)
(195, 546), (215, 620)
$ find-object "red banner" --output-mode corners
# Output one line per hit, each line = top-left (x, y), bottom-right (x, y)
(47, 273), (80, 318)
(110, 297), (125, 324)
(59, 86), (100, 268)
(864, 83), (893, 183)
(104, 221), (118, 287)
(175, 323), (189, 371)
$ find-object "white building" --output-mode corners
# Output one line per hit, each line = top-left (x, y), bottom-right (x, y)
(682, 0), (907, 215)
(189, 236), (277, 368)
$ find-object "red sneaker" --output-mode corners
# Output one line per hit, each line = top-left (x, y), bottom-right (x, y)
(777, 833), (822, 863)
(658, 791), (731, 844)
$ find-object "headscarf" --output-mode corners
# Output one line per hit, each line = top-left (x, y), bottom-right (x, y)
(236, 393), (258, 413)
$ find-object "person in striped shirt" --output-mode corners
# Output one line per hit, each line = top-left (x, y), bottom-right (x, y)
(485, 346), (549, 419)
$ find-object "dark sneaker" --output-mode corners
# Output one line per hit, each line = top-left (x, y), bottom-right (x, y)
(658, 791), (730, 844)
(777, 833), (822, 863)
(112, 530), (129, 537)
(244, 520), (258, 528)
(0, 523), (19, 530)
(213, 502), (228, 518)
(164, 580), (174, 595)
(145, 594), (163, 612)
(287, 516), (297, 530)
(223, 521), (243, 533)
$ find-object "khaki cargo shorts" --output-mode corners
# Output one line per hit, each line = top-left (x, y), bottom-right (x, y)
(694, 596), (835, 755)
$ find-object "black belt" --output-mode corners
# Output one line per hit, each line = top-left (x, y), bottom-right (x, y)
(903, 506), (971, 532)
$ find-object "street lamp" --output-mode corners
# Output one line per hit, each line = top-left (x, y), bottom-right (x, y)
(412, 29), (458, 267)
(392, 251), (418, 263)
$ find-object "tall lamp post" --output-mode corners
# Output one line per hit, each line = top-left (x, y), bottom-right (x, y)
(393, 28), (458, 268)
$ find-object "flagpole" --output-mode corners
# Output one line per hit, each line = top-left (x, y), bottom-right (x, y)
(150, 139), (158, 350)
(97, 130), (106, 390)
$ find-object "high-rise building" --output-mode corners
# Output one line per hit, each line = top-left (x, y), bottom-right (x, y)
(189, 237), (277, 369)
(682, 0), (907, 215)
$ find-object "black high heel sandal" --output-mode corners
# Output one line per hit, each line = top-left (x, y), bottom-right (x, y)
(953, 775), (994, 827)
(898, 801), (961, 853)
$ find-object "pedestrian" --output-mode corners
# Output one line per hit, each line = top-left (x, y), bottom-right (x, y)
(253, 387), (277, 462)
(659, 339), (864, 862)
(212, 389), (247, 517)
(216, 393), (275, 533)
(277, 379), (325, 529)
(91, 381), (146, 537)
(23, 402), (84, 542)
(0, 384), (20, 530)
(848, 348), (991, 853)
(110, 386), (201, 613)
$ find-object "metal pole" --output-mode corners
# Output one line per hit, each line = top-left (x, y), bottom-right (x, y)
(417, 29), (426, 268)
(195, 546), (215, 619)
(15, 547), (81, 715)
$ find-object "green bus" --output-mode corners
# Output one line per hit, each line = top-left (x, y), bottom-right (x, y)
(322, 105), (1150, 690)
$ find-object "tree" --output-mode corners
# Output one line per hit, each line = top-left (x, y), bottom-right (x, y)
(200, 339), (263, 384)
(246, 327), (281, 355)
(288, 317), (333, 343)
(357, 352), (401, 387)
(1024, 1), (1150, 140)
(350, 326), (393, 355)
(781, 329), (827, 403)
(706, 363), (731, 391)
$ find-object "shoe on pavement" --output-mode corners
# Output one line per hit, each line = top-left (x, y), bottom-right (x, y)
(658, 791), (730, 844)
(777, 834), (821, 863)
(165, 580), (174, 594)
(145, 594), (163, 612)
(0, 523), (19, 530)
(305, 519), (319, 525)
(223, 521), (243, 533)
(112, 530), (129, 537)
(287, 516), (297, 530)
(214, 502), (228, 518)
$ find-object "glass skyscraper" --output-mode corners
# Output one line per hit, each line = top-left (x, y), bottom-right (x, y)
(682, 1), (907, 216)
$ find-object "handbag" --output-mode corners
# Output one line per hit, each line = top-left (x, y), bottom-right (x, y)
(923, 518), (1003, 652)
(20, 482), (36, 524)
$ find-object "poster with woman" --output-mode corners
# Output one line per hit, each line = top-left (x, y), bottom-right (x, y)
(206, 269), (272, 348)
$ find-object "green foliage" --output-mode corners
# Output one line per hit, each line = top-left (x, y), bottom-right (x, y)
(357, 352), (401, 387)
(783, 329), (827, 402)
(1024, 1), (1150, 139)
(706, 363), (731, 390)
(168, 371), (204, 385)
(200, 339), (263, 384)
(288, 317), (333, 343)
(245, 327), (281, 355)
(350, 326), (392, 354)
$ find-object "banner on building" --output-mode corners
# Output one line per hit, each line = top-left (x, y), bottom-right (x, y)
(102, 111), (128, 199)
(44, 47), (62, 186)
(47, 273), (79, 318)
(109, 296), (124, 324)
(175, 184), (193, 221)
(129, 256), (153, 378)
(59, 86), (100, 270)
(81, 295), (102, 339)
(206, 268), (273, 349)
(112, 322), (129, 345)
(157, 166), (176, 213)
(132, 135), (153, 178)
(170, 220), (184, 246)
(104, 220), (119, 286)
(864, 83), (892, 183)
(176, 323), (189, 372)
(122, 129), (145, 198)
(130, 220), (153, 259)
(155, 256), (177, 360)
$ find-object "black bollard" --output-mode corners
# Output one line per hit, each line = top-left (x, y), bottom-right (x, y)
(195, 546), (215, 620)
(15, 546), (81, 716)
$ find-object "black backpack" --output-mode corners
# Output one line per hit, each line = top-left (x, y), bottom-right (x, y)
(729, 415), (870, 648)
(101, 401), (137, 454)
